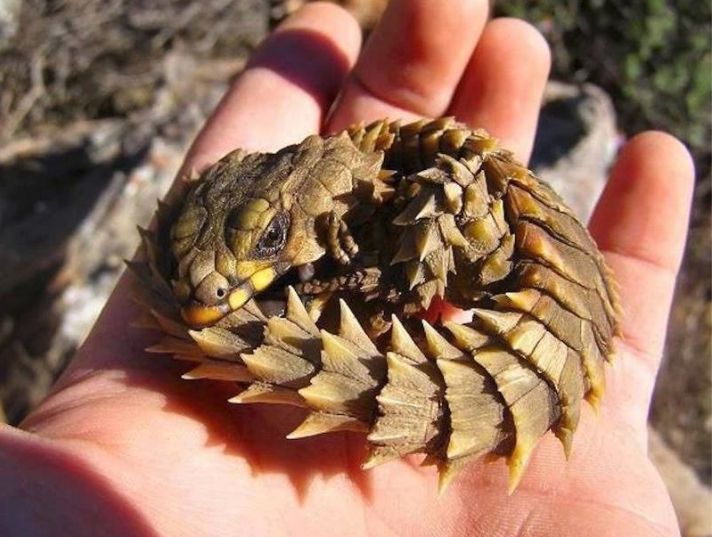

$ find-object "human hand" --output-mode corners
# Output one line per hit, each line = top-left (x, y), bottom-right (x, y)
(0, 2), (694, 536)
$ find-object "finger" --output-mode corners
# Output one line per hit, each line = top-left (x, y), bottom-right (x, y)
(184, 2), (361, 173)
(328, 0), (489, 131)
(589, 132), (694, 368)
(448, 18), (551, 163)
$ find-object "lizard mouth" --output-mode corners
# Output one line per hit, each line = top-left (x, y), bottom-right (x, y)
(179, 254), (391, 331)
(181, 262), (293, 328)
(180, 302), (231, 328)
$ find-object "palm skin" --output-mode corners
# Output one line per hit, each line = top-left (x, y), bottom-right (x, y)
(0, 2), (694, 536)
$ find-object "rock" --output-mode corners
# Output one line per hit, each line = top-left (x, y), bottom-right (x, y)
(531, 81), (621, 222)
(649, 428), (712, 537)
(0, 0), (20, 50)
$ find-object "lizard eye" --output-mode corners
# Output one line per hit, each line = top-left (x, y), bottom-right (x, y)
(255, 212), (290, 257)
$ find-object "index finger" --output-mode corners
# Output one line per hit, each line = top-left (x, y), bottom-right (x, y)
(184, 2), (361, 174)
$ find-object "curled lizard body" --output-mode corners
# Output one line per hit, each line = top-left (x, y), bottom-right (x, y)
(130, 117), (620, 492)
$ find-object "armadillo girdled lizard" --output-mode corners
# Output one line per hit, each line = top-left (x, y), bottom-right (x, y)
(129, 117), (621, 493)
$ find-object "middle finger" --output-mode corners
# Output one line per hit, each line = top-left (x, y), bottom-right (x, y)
(327, 0), (489, 131)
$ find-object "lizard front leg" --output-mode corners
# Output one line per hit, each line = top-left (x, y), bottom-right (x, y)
(326, 212), (359, 265)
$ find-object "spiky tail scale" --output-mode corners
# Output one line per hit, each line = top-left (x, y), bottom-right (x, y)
(131, 118), (620, 493)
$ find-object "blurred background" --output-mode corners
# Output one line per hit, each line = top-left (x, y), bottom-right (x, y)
(0, 0), (709, 534)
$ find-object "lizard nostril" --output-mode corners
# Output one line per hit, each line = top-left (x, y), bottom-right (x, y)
(194, 271), (230, 305)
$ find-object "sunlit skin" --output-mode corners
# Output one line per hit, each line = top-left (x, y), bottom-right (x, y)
(0, 2), (693, 536)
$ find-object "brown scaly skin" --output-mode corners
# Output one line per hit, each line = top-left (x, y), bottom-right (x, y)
(129, 117), (620, 493)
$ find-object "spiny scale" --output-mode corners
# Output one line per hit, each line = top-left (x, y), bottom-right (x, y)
(130, 117), (620, 494)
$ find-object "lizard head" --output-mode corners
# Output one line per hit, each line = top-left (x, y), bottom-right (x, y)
(168, 134), (382, 328)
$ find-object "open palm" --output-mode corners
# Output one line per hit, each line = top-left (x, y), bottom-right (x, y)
(0, 2), (694, 536)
